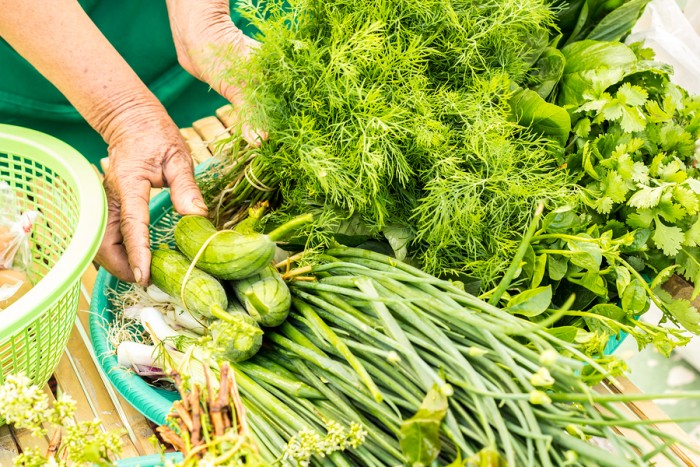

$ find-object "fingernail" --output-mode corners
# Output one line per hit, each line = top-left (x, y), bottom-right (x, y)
(133, 267), (142, 284)
(193, 198), (208, 212)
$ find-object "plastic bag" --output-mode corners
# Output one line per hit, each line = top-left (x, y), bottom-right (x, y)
(0, 181), (39, 271)
(626, 0), (700, 95)
(0, 269), (32, 309)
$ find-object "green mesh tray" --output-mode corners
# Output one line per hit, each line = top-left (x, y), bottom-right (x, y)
(90, 176), (628, 427)
(0, 125), (106, 399)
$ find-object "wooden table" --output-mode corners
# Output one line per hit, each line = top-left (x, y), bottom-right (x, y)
(1, 105), (698, 465)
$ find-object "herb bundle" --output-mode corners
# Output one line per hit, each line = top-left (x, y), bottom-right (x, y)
(222, 0), (575, 287)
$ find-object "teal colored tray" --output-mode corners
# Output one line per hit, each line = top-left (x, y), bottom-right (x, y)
(116, 453), (183, 467)
(89, 185), (629, 427)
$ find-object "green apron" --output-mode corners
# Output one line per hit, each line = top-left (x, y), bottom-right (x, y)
(0, 0), (254, 167)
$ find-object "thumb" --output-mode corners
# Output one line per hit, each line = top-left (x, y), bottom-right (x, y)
(162, 149), (208, 216)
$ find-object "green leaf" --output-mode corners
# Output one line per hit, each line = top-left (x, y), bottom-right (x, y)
(649, 265), (678, 292)
(559, 41), (637, 107)
(545, 325), (579, 342)
(645, 100), (672, 123)
(591, 303), (627, 322)
(652, 218), (685, 256)
(548, 254), (569, 281)
(567, 239), (603, 271)
(383, 224), (413, 262)
(586, 0), (651, 42)
(664, 297), (700, 334)
(574, 117), (592, 138)
(621, 279), (647, 316)
(532, 254), (548, 289)
(510, 88), (571, 143)
(617, 83), (648, 107)
(615, 265), (631, 296)
(399, 385), (448, 466)
(506, 286), (552, 317)
(585, 303), (625, 334)
(685, 178), (700, 195)
(626, 210), (654, 229)
(529, 47), (567, 99)
(676, 247), (700, 300)
(570, 271), (608, 297)
(628, 186), (665, 209)
(673, 186), (699, 216)
(619, 105), (647, 133)
(542, 206), (579, 233)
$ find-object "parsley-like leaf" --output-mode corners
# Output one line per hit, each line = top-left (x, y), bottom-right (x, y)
(652, 218), (685, 256)
(617, 83), (648, 107)
(627, 185), (664, 209)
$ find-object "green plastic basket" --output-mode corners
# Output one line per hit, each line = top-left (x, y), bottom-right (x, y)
(0, 124), (106, 391)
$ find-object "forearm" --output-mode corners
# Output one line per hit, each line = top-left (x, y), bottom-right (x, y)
(0, 0), (162, 142)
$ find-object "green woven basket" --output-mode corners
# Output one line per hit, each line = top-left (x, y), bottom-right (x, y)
(0, 124), (106, 392)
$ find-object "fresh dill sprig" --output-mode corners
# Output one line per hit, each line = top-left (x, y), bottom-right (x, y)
(217, 0), (573, 288)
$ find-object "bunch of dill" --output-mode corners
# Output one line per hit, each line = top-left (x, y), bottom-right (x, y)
(222, 0), (576, 287)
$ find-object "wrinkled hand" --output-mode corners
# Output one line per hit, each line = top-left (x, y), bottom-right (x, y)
(96, 106), (207, 286)
(167, 0), (265, 145)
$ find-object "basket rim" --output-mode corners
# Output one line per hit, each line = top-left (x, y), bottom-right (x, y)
(0, 124), (107, 336)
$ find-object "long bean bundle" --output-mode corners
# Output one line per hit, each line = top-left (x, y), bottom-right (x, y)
(168, 246), (696, 466)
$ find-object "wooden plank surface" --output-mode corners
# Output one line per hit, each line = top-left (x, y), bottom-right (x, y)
(605, 376), (700, 466)
(0, 425), (18, 464)
(78, 266), (160, 456)
(180, 128), (212, 165)
(192, 116), (230, 153)
(215, 104), (238, 129)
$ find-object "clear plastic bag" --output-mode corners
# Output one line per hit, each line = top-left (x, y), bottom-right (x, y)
(0, 181), (39, 271)
(0, 269), (32, 309)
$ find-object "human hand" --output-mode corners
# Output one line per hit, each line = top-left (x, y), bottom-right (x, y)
(96, 104), (207, 286)
(166, 0), (266, 145)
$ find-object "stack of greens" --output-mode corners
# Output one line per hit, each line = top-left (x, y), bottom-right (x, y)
(205, 0), (700, 352)
(226, 0), (575, 286)
(116, 244), (700, 465)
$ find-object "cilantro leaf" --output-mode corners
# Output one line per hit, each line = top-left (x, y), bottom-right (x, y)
(627, 185), (664, 209)
(652, 218), (685, 256)
(619, 105), (647, 133)
(626, 209), (654, 229)
(676, 247), (700, 299)
(617, 83), (648, 107)
(684, 218), (700, 247)
(673, 186), (699, 215)
(664, 298), (700, 334)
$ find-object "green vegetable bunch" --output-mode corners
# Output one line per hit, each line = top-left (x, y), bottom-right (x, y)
(221, 0), (575, 287)
(554, 40), (700, 333)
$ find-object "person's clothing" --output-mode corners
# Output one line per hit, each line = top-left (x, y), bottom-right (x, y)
(0, 0), (254, 167)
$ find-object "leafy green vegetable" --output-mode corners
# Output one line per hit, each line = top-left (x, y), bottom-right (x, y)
(399, 385), (449, 466)
(506, 285), (552, 317)
(224, 0), (575, 287)
(510, 87), (571, 142)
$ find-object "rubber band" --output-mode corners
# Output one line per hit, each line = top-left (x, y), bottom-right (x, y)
(179, 229), (233, 317)
(244, 163), (276, 192)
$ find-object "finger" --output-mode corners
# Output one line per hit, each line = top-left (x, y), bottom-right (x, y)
(94, 195), (134, 282)
(216, 80), (267, 147)
(119, 179), (153, 286)
(162, 148), (208, 216)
